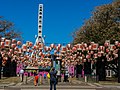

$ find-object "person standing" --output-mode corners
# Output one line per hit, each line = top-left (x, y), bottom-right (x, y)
(34, 72), (39, 86)
(49, 67), (57, 90)
(5, 55), (11, 77)
(11, 57), (17, 77)
(76, 62), (83, 78)
(19, 69), (24, 82)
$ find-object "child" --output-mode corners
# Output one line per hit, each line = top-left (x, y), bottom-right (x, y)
(44, 73), (46, 79)
(34, 72), (39, 86)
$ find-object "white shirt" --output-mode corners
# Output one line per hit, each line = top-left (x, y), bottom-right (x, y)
(20, 69), (24, 74)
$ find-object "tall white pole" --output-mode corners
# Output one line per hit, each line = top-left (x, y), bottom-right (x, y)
(31, 4), (44, 59)
(38, 4), (44, 43)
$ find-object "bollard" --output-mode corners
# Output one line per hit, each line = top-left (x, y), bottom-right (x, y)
(69, 75), (72, 84)
(24, 73), (28, 84)
(40, 74), (43, 84)
(85, 75), (87, 82)
(96, 75), (99, 83)
(47, 77), (50, 84)
(20, 74), (22, 82)
(78, 74), (80, 80)
(25, 75), (27, 84)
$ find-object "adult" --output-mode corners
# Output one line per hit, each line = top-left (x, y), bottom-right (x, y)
(49, 67), (57, 90)
(3, 55), (11, 77)
(11, 58), (17, 77)
(19, 69), (24, 82)
(76, 62), (83, 78)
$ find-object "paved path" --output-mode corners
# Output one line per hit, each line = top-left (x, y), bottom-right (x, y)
(13, 77), (101, 90)
(0, 77), (98, 90)
(1, 77), (120, 90)
(20, 76), (95, 86)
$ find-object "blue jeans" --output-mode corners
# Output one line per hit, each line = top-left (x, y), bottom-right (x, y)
(50, 80), (56, 90)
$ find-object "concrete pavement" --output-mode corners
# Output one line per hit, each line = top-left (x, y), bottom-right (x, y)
(1, 76), (120, 90)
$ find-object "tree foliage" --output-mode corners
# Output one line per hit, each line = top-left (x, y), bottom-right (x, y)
(72, 1), (120, 45)
(0, 17), (22, 40)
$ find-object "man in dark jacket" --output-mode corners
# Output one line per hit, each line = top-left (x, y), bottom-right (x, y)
(5, 56), (11, 77)
(76, 63), (83, 78)
(11, 59), (17, 77)
(49, 67), (57, 90)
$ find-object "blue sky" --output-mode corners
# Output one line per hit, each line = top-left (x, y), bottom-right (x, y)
(0, 0), (112, 45)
